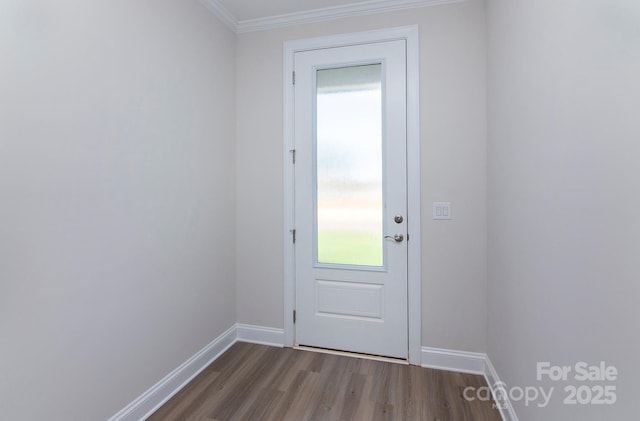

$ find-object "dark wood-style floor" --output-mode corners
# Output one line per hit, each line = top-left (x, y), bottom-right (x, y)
(148, 342), (502, 421)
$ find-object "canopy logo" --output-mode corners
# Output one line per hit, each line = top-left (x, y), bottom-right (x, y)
(463, 361), (618, 409)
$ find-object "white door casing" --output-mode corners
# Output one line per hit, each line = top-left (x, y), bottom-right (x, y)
(283, 26), (421, 364)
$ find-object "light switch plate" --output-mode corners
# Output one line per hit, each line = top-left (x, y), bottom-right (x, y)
(433, 202), (451, 220)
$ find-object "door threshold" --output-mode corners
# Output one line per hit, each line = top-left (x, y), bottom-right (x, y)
(295, 345), (409, 365)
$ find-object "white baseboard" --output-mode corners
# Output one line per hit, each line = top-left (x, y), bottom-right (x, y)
(108, 324), (285, 421)
(421, 346), (487, 375)
(236, 324), (285, 347)
(108, 325), (237, 421)
(421, 346), (518, 421)
(484, 357), (519, 421)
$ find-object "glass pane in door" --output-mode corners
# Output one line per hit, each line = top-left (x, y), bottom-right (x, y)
(316, 64), (383, 267)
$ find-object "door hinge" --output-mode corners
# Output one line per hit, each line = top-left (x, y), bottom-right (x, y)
(293, 310), (296, 324)
(290, 228), (296, 244)
(290, 149), (296, 164)
(292, 71), (296, 85)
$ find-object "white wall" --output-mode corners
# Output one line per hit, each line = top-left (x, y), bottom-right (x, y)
(487, 0), (640, 419)
(236, 0), (488, 352)
(0, 1), (236, 419)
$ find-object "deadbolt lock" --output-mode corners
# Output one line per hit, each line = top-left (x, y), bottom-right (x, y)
(394, 215), (404, 224)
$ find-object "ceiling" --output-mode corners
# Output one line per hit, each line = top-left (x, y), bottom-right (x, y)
(201, 0), (459, 33)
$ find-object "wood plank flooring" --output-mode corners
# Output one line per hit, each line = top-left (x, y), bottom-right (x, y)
(148, 342), (502, 421)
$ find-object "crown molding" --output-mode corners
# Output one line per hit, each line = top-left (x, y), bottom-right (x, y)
(201, 0), (463, 34)
(199, 0), (238, 32)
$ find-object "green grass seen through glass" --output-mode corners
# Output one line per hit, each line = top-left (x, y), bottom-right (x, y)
(317, 230), (383, 267)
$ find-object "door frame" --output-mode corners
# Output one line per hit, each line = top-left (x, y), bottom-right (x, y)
(283, 26), (421, 364)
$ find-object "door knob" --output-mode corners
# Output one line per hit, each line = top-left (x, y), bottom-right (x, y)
(384, 234), (404, 243)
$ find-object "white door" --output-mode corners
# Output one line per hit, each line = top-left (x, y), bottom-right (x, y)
(294, 40), (408, 359)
